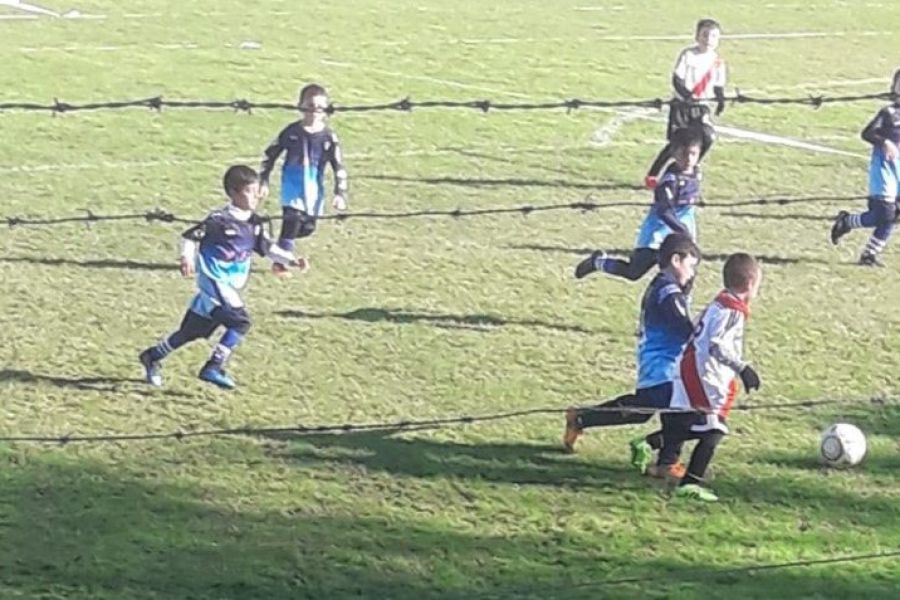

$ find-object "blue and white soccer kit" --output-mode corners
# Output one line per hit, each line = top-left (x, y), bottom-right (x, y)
(636, 169), (701, 250)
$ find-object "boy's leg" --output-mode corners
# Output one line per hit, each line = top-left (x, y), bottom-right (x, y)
(657, 412), (694, 468)
(599, 248), (658, 281)
(645, 104), (688, 182)
(199, 305), (252, 389)
(564, 384), (670, 453)
(139, 310), (217, 386)
(680, 429), (726, 487)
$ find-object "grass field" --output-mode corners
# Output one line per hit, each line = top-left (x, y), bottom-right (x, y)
(1, 1), (899, 598)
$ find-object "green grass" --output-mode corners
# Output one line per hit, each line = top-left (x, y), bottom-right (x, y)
(1, 0), (900, 598)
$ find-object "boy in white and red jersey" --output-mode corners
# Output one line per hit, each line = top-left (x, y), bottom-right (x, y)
(658, 253), (762, 502)
(645, 18), (727, 187)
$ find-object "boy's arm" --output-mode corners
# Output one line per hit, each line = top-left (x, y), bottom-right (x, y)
(706, 308), (760, 391)
(657, 285), (694, 339)
(259, 128), (287, 190)
(861, 108), (890, 146)
(671, 49), (691, 100)
(179, 220), (207, 277)
(328, 131), (349, 208)
(252, 220), (308, 270)
(653, 178), (691, 236)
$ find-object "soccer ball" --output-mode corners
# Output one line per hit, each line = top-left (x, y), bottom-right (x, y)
(819, 423), (867, 468)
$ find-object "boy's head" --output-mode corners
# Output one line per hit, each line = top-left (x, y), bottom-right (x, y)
(695, 18), (721, 52)
(658, 233), (701, 287)
(891, 69), (900, 99)
(299, 83), (330, 127)
(723, 252), (762, 300)
(223, 165), (261, 211)
(671, 127), (703, 172)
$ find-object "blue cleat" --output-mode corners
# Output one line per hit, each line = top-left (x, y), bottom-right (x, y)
(139, 349), (163, 387)
(198, 363), (236, 390)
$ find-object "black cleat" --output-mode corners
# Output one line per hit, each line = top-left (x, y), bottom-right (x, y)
(859, 253), (885, 268)
(574, 250), (606, 279)
(831, 211), (851, 245)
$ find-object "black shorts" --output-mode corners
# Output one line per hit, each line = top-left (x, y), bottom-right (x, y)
(179, 305), (252, 341)
(667, 102), (711, 139)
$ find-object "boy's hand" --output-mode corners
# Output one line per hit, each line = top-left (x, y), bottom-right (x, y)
(884, 140), (899, 162)
(259, 182), (270, 199)
(332, 194), (347, 211)
(739, 365), (761, 393)
(291, 256), (311, 273)
(179, 257), (194, 277)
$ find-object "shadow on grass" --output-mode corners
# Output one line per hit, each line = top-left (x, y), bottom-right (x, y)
(508, 244), (831, 266)
(0, 256), (173, 272)
(0, 368), (191, 399)
(276, 307), (601, 335)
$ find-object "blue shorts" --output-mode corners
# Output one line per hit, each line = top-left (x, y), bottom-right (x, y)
(189, 271), (244, 319)
(635, 206), (697, 250)
(868, 150), (900, 199)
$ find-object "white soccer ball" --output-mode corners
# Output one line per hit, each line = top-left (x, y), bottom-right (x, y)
(819, 423), (867, 468)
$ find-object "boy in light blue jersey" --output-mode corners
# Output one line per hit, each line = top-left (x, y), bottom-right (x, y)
(564, 234), (700, 477)
(139, 165), (306, 390)
(259, 83), (349, 276)
(831, 69), (900, 266)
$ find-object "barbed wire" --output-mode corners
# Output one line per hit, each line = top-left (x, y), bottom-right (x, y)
(1, 194), (865, 230)
(0, 91), (894, 116)
(0, 396), (889, 445)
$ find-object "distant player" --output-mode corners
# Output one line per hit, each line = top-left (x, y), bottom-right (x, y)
(259, 83), (349, 275)
(645, 18), (726, 188)
(564, 233), (699, 479)
(575, 128), (703, 283)
(139, 165), (306, 390)
(659, 253), (762, 502)
(830, 69), (900, 266)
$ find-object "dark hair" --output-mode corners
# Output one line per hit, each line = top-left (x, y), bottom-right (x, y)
(723, 253), (760, 292)
(696, 18), (721, 36)
(658, 233), (701, 268)
(299, 83), (328, 107)
(223, 164), (259, 196)
(671, 126), (704, 151)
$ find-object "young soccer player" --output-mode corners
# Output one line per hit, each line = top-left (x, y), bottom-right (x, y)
(830, 69), (900, 266)
(259, 83), (349, 275)
(139, 165), (307, 390)
(575, 128), (703, 283)
(645, 18), (726, 188)
(658, 253), (762, 502)
(564, 233), (700, 478)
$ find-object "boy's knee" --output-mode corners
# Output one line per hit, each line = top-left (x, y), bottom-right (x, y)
(213, 306), (252, 335)
(297, 215), (317, 238)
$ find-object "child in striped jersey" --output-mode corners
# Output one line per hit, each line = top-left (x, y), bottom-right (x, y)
(645, 18), (727, 187)
(659, 253), (762, 502)
(830, 69), (900, 266)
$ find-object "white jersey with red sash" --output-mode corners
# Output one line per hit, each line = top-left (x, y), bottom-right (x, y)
(673, 46), (726, 102)
(670, 290), (750, 434)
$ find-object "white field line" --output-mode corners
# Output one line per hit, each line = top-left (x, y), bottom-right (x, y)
(591, 31), (891, 41)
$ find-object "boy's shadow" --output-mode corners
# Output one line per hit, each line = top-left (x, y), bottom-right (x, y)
(0, 368), (191, 398)
(265, 430), (644, 491)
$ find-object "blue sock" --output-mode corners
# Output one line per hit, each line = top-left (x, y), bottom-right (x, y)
(149, 330), (189, 362)
(278, 238), (295, 252)
(208, 328), (244, 368)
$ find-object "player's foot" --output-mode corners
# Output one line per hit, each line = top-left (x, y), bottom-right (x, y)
(272, 262), (292, 277)
(674, 483), (718, 502)
(646, 462), (687, 479)
(562, 408), (583, 453)
(198, 363), (236, 389)
(138, 349), (162, 387)
(629, 436), (653, 474)
(859, 252), (885, 267)
(644, 175), (658, 190)
(830, 211), (851, 245)
(574, 250), (607, 279)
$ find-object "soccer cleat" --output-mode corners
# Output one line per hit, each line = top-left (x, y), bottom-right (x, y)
(562, 408), (583, 453)
(830, 211), (851, 245)
(674, 483), (718, 502)
(629, 436), (653, 474)
(859, 253), (885, 267)
(646, 462), (687, 480)
(272, 262), (292, 277)
(198, 363), (236, 390)
(644, 175), (658, 190)
(139, 349), (163, 387)
(574, 250), (607, 279)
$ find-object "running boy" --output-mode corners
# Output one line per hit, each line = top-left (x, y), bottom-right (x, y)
(830, 69), (900, 266)
(645, 18), (726, 187)
(259, 83), (349, 275)
(564, 233), (700, 478)
(658, 253), (762, 502)
(576, 128), (703, 283)
(139, 165), (306, 390)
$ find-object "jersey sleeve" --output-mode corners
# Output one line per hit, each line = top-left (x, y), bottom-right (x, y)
(259, 127), (288, 184)
(653, 176), (691, 235)
(656, 284), (694, 339)
(706, 308), (746, 373)
(328, 130), (349, 198)
(861, 107), (892, 147)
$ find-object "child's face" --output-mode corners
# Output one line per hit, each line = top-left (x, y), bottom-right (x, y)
(674, 143), (702, 172)
(301, 93), (329, 127)
(697, 26), (720, 51)
(231, 181), (260, 212)
(746, 269), (762, 301)
(670, 253), (699, 287)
